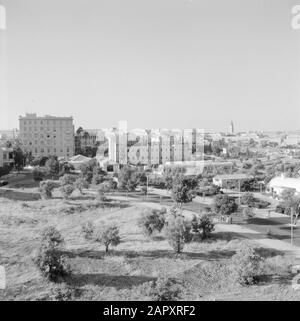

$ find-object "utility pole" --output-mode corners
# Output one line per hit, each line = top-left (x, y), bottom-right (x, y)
(238, 179), (241, 205)
(291, 207), (294, 246)
(146, 174), (149, 196)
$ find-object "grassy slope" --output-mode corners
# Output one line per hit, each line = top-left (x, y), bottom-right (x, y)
(0, 191), (300, 301)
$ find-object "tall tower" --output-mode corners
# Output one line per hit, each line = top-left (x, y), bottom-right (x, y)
(230, 120), (234, 135)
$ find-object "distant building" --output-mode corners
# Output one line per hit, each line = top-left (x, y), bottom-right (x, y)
(75, 129), (98, 149)
(101, 121), (204, 169)
(0, 129), (19, 145)
(19, 113), (74, 159)
(213, 173), (253, 188)
(163, 160), (204, 176)
(68, 154), (92, 170)
(268, 176), (300, 198)
(0, 146), (14, 168)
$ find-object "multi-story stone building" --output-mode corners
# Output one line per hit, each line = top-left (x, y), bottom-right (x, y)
(19, 113), (74, 159)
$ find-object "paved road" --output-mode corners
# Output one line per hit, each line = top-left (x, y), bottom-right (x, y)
(99, 188), (300, 250)
(108, 191), (300, 259)
(139, 190), (300, 248)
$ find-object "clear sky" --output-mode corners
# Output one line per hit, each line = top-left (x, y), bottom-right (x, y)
(0, 0), (299, 132)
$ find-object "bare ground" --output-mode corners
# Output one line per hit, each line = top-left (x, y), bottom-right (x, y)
(0, 190), (300, 301)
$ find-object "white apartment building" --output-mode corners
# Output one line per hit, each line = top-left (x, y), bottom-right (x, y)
(172, 129), (183, 162)
(160, 129), (171, 164)
(102, 122), (205, 168)
(19, 113), (74, 159)
(150, 129), (161, 165)
(127, 129), (149, 165)
(183, 129), (193, 161)
(194, 128), (205, 161)
(106, 129), (117, 162)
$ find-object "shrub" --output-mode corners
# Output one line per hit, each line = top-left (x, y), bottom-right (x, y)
(33, 168), (45, 181)
(138, 208), (166, 236)
(230, 245), (263, 285)
(262, 255), (294, 276)
(241, 192), (255, 206)
(39, 180), (60, 199)
(190, 261), (232, 291)
(213, 194), (238, 217)
(165, 210), (192, 253)
(59, 174), (76, 186)
(60, 184), (74, 199)
(171, 175), (197, 207)
(243, 206), (255, 222)
(40, 226), (64, 246)
(81, 221), (95, 240)
(33, 156), (49, 167)
(94, 224), (121, 253)
(74, 176), (89, 194)
(49, 284), (75, 301)
(118, 165), (140, 191)
(45, 157), (59, 178)
(253, 199), (270, 209)
(141, 185), (148, 195)
(142, 276), (184, 301)
(79, 159), (99, 183)
(191, 213), (215, 240)
(0, 164), (11, 177)
(106, 178), (117, 190)
(33, 226), (71, 282)
(92, 173), (107, 185)
(96, 182), (110, 202)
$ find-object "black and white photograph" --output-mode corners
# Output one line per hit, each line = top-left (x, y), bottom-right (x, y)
(1, 0), (300, 309)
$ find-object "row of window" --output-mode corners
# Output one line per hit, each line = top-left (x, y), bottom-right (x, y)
(28, 147), (72, 155)
(24, 140), (73, 146)
(21, 120), (72, 125)
(22, 133), (73, 139)
(22, 127), (73, 134)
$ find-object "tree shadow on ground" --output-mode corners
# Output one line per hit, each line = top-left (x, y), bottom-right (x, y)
(0, 189), (41, 201)
(249, 218), (283, 226)
(61, 248), (236, 261)
(66, 273), (155, 289)
(69, 195), (96, 201)
(150, 235), (165, 241)
(257, 274), (292, 286)
(254, 247), (284, 258)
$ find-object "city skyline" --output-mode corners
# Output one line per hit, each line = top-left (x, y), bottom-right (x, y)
(0, 0), (300, 132)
